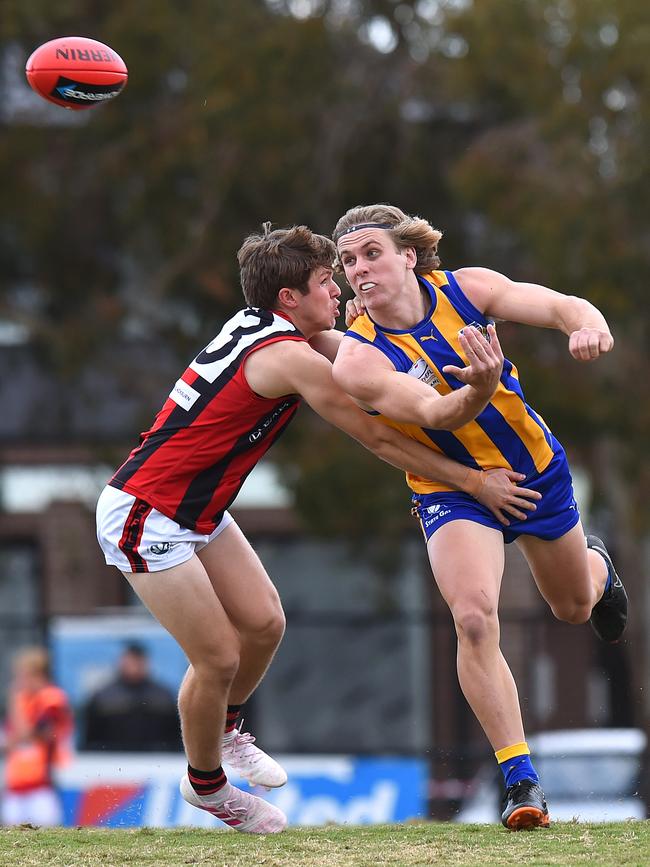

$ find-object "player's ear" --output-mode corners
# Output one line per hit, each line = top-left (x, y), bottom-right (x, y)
(404, 246), (417, 269)
(278, 287), (299, 308)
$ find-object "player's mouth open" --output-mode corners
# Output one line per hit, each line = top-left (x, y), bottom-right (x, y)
(359, 282), (376, 293)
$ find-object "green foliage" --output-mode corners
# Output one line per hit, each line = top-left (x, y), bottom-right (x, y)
(1, 0), (648, 536)
(1, 1), (348, 360)
(443, 0), (650, 526)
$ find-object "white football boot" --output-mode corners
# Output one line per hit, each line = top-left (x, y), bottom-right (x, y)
(179, 775), (287, 834)
(221, 726), (288, 789)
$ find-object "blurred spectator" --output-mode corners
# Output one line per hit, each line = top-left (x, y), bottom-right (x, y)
(81, 642), (182, 751)
(1, 646), (73, 826)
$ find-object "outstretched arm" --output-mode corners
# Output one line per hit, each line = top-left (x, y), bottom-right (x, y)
(308, 329), (343, 363)
(244, 340), (540, 522)
(454, 267), (614, 362)
(332, 324), (503, 430)
(334, 326), (503, 430)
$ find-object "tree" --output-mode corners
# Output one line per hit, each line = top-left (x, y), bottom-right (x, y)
(2, 0), (648, 550)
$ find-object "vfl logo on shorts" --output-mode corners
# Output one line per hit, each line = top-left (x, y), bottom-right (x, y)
(422, 504), (452, 529)
(149, 542), (177, 556)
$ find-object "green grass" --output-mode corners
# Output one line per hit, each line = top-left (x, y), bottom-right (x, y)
(1, 822), (649, 867)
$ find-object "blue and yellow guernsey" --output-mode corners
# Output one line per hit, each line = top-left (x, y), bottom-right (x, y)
(346, 270), (560, 494)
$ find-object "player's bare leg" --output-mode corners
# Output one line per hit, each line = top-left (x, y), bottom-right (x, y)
(427, 521), (524, 750)
(517, 521), (627, 643)
(199, 522), (286, 704)
(198, 523), (288, 788)
(427, 520), (549, 829)
(123, 555), (286, 832)
(517, 521), (606, 622)
(124, 556), (241, 768)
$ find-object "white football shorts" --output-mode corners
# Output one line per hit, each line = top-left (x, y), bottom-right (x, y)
(96, 485), (234, 573)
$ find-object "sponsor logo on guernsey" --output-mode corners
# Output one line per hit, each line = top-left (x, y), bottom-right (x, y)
(170, 379), (201, 410)
(407, 358), (440, 388)
(465, 321), (491, 342)
(249, 401), (292, 443)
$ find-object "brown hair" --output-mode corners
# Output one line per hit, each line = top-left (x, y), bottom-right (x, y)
(333, 204), (443, 274)
(237, 223), (336, 308)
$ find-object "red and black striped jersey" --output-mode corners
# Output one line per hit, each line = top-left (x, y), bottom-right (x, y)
(110, 307), (305, 533)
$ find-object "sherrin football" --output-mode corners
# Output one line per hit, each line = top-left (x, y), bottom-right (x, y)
(25, 36), (128, 110)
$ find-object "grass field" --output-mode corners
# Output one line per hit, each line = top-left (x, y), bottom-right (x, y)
(1, 822), (649, 867)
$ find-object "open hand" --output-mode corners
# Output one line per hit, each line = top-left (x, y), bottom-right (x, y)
(568, 327), (613, 361)
(475, 468), (542, 526)
(443, 324), (503, 398)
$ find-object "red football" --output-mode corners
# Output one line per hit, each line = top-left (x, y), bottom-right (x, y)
(25, 36), (128, 110)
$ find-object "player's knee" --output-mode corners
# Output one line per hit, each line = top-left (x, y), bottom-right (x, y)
(454, 607), (498, 647)
(249, 606), (286, 647)
(551, 600), (591, 625)
(267, 606), (286, 644)
(240, 593), (286, 647)
(195, 647), (240, 685)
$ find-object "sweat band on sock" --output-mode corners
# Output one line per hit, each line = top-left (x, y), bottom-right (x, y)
(495, 742), (529, 764)
(187, 764), (227, 796)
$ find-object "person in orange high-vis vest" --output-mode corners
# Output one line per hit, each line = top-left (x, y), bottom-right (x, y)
(2, 647), (73, 826)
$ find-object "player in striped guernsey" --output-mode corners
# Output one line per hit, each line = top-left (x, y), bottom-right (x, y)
(333, 204), (628, 831)
(96, 222), (539, 833)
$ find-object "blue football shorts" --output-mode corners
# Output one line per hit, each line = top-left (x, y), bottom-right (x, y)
(412, 449), (580, 544)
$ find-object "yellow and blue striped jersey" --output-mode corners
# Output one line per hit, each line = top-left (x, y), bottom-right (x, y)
(346, 270), (559, 494)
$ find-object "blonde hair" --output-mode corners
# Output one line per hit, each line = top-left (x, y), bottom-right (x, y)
(14, 646), (51, 679)
(238, 223), (336, 308)
(333, 204), (443, 274)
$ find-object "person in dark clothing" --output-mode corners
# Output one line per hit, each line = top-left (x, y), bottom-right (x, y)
(81, 642), (181, 751)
